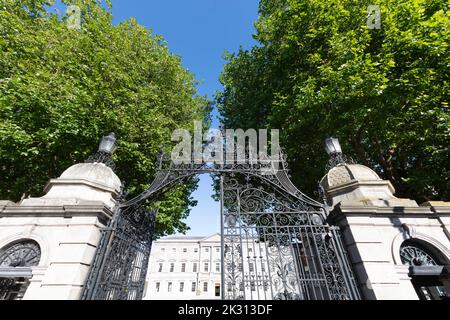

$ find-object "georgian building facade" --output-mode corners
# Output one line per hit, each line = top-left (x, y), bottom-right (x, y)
(143, 234), (222, 300)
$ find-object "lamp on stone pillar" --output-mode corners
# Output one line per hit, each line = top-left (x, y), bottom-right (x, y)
(98, 132), (118, 155)
(325, 137), (346, 168)
(85, 132), (118, 169)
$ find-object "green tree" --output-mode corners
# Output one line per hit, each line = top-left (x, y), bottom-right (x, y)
(0, 0), (210, 236)
(217, 0), (449, 202)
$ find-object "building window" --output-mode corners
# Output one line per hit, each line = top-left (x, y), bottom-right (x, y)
(248, 248), (253, 253)
(250, 281), (255, 291)
(172, 248), (176, 253)
(156, 282), (160, 292)
(203, 282), (208, 292)
(263, 281), (268, 291)
(215, 262), (220, 272)
(194, 248), (198, 253)
(204, 262), (209, 272)
(216, 247), (220, 253)
(180, 282), (184, 292)
(215, 284), (220, 297)
(183, 248), (187, 253)
(239, 263), (243, 272)
(168, 282), (172, 292)
(261, 262), (265, 272)
(204, 247), (209, 253)
(191, 282), (196, 292)
(181, 263), (186, 272)
(158, 263), (163, 272)
(193, 262), (198, 272)
(170, 263), (174, 272)
(161, 248), (165, 252)
(249, 263), (254, 272)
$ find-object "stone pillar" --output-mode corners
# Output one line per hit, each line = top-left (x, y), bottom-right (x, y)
(320, 164), (450, 300)
(0, 162), (121, 300)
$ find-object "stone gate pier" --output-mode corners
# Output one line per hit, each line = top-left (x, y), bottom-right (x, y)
(0, 162), (120, 299)
(321, 163), (450, 300)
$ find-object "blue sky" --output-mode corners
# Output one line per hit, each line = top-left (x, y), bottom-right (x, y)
(110, 0), (259, 105)
(53, 1), (260, 236)
(110, 0), (260, 237)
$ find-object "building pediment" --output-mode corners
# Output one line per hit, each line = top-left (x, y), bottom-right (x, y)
(200, 233), (220, 243)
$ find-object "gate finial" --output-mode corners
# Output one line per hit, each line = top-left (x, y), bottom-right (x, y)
(325, 137), (348, 169)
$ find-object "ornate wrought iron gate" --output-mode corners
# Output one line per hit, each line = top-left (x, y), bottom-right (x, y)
(82, 151), (360, 300)
(220, 168), (359, 300)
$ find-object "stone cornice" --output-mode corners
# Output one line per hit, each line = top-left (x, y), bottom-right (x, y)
(337, 205), (433, 215)
(44, 178), (120, 196)
(421, 201), (450, 214)
(327, 204), (439, 224)
(326, 179), (395, 196)
(0, 201), (113, 221)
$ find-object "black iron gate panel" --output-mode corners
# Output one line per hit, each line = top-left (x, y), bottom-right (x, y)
(82, 205), (156, 300)
(221, 174), (360, 300)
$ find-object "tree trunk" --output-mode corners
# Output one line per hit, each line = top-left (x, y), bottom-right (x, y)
(351, 131), (370, 167)
(372, 135), (398, 188)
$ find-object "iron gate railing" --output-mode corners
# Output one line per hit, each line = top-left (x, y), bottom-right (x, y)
(81, 204), (156, 300)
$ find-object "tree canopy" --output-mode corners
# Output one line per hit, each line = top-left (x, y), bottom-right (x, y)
(0, 0), (210, 236)
(217, 0), (449, 202)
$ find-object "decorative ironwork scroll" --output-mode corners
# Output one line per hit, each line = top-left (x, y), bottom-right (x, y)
(0, 278), (30, 300)
(400, 244), (438, 266)
(221, 173), (360, 300)
(85, 150), (115, 170)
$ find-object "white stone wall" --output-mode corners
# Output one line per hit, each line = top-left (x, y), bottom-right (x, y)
(0, 162), (120, 300)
